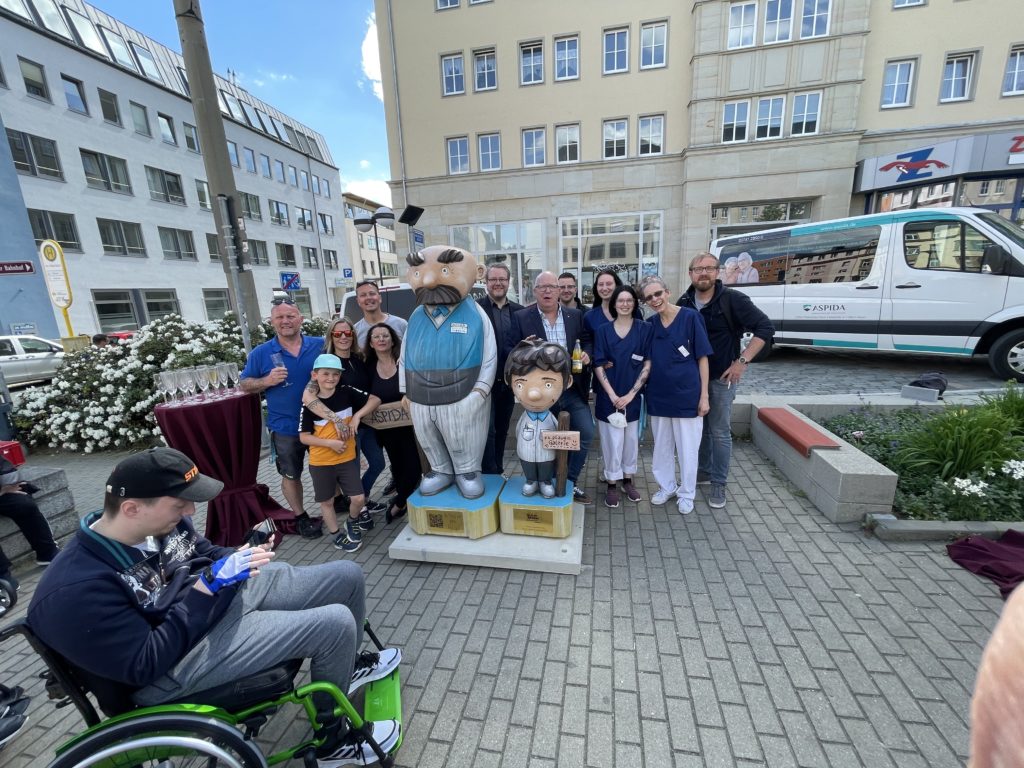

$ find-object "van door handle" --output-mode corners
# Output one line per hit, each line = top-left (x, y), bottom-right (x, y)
(855, 284), (879, 290)
(895, 282), (921, 289)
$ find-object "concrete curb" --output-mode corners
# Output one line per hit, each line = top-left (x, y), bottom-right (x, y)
(866, 513), (1024, 542)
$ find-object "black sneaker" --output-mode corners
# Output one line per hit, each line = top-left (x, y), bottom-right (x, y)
(355, 508), (375, 531)
(364, 499), (387, 514)
(297, 516), (324, 538)
(0, 696), (29, 719)
(0, 714), (27, 750)
(572, 486), (593, 505)
(316, 719), (401, 767)
(0, 686), (25, 711)
(348, 648), (402, 695)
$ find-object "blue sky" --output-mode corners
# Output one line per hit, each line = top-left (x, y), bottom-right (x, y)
(91, 0), (392, 205)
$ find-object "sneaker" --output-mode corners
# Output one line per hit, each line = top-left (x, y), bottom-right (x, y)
(297, 516), (324, 539)
(355, 508), (375, 532)
(572, 486), (593, 505)
(708, 483), (727, 509)
(696, 471), (713, 486)
(677, 498), (694, 515)
(651, 488), (676, 506)
(622, 481), (642, 502)
(348, 648), (402, 695)
(0, 686), (25, 711)
(604, 487), (620, 509)
(364, 499), (387, 514)
(333, 519), (363, 553)
(0, 715), (27, 750)
(317, 720), (401, 767)
(0, 697), (29, 719)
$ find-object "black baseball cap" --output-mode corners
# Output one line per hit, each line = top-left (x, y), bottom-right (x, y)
(105, 447), (224, 502)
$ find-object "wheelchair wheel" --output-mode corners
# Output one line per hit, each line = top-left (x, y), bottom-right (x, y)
(47, 713), (266, 768)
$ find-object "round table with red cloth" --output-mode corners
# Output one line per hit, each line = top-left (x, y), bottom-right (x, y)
(155, 392), (294, 546)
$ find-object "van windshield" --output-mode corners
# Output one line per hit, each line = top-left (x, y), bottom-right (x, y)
(978, 213), (1024, 249)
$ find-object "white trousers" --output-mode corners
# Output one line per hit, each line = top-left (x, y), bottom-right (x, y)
(410, 395), (489, 475)
(597, 420), (639, 482)
(650, 415), (703, 503)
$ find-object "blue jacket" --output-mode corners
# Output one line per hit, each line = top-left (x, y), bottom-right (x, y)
(28, 513), (236, 697)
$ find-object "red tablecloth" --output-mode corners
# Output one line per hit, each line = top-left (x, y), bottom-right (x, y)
(155, 393), (293, 546)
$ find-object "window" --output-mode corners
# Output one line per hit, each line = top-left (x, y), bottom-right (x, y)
(157, 113), (176, 145)
(522, 128), (545, 167)
(603, 119), (627, 159)
(882, 60), (915, 108)
(995, 179), (1007, 195)
(243, 147), (256, 173)
(447, 136), (469, 174)
(7, 129), (63, 179)
(192, 180), (210, 211)
(27, 209), (80, 250)
(893, 0), (924, 6)
(756, 97), (784, 139)
(903, 220), (995, 272)
(206, 233), (221, 260)
(221, 90), (244, 121)
(555, 37), (579, 81)
(764, 0), (793, 43)
(318, 212), (334, 235)
(276, 243), (296, 267)
(474, 49), (496, 91)
(478, 133), (501, 171)
(442, 54), (465, 95)
(99, 27), (136, 72)
(437, 0), (458, 7)
(729, 2), (756, 48)
(520, 42), (543, 85)
(322, 180), (331, 198)
(792, 92), (820, 135)
(65, 8), (107, 56)
(19, 58), (49, 100)
(61, 75), (87, 113)
(273, 159), (285, 182)
(97, 219), (145, 256)
(638, 115), (664, 156)
(556, 124), (580, 164)
(979, 180), (991, 196)
(300, 170), (310, 191)
(603, 28), (628, 74)
(260, 153), (272, 177)
(312, 175), (321, 195)
(145, 166), (185, 204)
(81, 150), (132, 194)
(203, 289), (230, 319)
(176, 66), (190, 95)
(248, 239), (269, 266)
(324, 249), (338, 270)
(1004, 47), (1024, 96)
(158, 228), (196, 261)
(239, 191), (261, 221)
(302, 247), (318, 268)
(288, 165), (298, 186)
(183, 123), (201, 152)
(98, 89), (121, 125)
(129, 101), (149, 135)
(34, 0), (72, 37)
(269, 200), (289, 226)
(131, 43), (163, 82)
(94, 290), (138, 331)
(723, 101), (749, 142)
(144, 290), (181, 320)
(801, 0), (829, 38)
(941, 53), (975, 102)
(227, 141), (239, 167)
(640, 22), (667, 69)
(296, 206), (313, 230)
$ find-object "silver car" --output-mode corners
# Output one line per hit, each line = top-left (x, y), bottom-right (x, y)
(0, 335), (65, 386)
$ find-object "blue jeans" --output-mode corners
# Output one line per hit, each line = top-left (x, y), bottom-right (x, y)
(555, 389), (594, 484)
(698, 378), (736, 486)
(359, 428), (386, 496)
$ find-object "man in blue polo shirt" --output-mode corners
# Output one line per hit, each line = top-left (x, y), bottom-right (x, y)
(240, 299), (322, 532)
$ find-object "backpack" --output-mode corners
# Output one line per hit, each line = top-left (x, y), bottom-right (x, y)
(908, 371), (948, 397)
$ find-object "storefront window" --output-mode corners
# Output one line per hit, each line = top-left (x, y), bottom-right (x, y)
(558, 212), (662, 297)
(449, 219), (544, 303)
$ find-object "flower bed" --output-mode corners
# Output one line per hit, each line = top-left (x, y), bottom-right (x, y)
(821, 385), (1024, 522)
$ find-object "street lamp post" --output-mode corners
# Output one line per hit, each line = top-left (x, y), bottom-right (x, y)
(353, 206), (395, 285)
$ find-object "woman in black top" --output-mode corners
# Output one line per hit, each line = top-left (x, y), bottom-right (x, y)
(362, 322), (421, 522)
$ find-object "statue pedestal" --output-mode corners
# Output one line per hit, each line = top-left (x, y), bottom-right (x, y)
(407, 474), (504, 539)
(498, 477), (574, 539)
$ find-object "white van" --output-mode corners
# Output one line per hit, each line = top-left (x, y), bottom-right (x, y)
(337, 282), (488, 324)
(709, 207), (1024, 381)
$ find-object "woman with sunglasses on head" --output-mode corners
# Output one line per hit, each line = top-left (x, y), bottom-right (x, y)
(638, 275), (712, 516)
(360, 323), (421, 523)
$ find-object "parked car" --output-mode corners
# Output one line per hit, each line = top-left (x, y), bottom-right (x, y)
(0, 335), (65, 386)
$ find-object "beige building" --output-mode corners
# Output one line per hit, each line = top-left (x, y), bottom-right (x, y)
(339, 192), (399, 300)
(374, 0), (1024, 299)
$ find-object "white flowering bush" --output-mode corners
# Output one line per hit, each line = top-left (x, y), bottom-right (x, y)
(15, 314), (248, 453)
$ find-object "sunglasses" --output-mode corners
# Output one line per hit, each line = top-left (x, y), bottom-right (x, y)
(270, 298), (296, 306)
(643, 289), (666, 302)
(331, 330), (354, 338)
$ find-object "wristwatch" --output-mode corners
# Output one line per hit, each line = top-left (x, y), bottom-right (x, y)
(738, 356), (749, 365)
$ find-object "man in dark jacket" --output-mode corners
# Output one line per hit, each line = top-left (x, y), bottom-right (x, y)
(0, 456), (60, 600)
(677, 253), (774, 510)
(478, 263), (524, 475)
(28, 447), (400, 766)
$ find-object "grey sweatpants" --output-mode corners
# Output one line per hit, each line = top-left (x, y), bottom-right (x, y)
(133, 560), (365, 709)
(411, 394), (489, 476)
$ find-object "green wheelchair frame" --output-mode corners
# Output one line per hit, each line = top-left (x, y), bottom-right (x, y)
(0, 618), (402, 767)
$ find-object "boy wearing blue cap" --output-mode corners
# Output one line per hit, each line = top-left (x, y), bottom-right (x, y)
(300, 354), (378, 553)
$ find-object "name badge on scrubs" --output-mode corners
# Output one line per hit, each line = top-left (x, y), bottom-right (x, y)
(677, 344), (690, 357)
(450, 322), (468, 334)
(631, 353), (643, 362)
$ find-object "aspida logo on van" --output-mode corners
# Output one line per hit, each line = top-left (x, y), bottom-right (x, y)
(803, 304), (846, 312)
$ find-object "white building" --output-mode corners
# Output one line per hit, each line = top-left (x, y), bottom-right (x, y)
(1, 0), (351, 335)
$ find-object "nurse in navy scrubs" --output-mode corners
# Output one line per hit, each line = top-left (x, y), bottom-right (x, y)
(639, 275), (712, 516)
(593, 285), (651, 509)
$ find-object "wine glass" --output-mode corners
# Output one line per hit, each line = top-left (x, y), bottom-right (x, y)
(207, 365), (222, 398)
(179, 367), (197, 403)
(171, 369), (190, 406)
(269, 353), (290, 388)
(226, 362), (240, 392)
(157, 371), (176, 405)
(193, 366), (211, 400)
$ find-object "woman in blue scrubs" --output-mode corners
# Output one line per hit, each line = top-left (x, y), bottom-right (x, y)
(639, 275), (711, 515)
(593, 285), (652, 508)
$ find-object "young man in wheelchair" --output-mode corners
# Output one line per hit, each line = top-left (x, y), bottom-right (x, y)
(27, 447), (401, 766)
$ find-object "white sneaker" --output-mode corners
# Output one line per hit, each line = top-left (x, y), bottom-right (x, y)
(651, 488), (676, 506)
(677, 498), (694, 515)
(317, 719), (401, 767)
(348, 648), (401, 695)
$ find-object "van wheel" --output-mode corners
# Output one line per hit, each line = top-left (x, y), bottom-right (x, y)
(989, 329), (1024, 382)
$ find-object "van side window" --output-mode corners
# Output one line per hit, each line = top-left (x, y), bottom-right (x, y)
(721, 226), (880, 285)
(903, 221), (994, 273)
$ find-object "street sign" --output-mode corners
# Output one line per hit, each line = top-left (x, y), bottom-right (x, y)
(412, 228), (425, 249)
(343, 268), (353, 278)
(279, 271), (301, 290)
(11, 322), (37, 335)
(0, 261), (35, 275)
(39, 240), (72, 309)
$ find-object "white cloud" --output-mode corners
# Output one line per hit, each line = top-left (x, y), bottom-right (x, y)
(345, 179), (392, 207)
(359, 159), (371, 170)
(361, 13), (383, 101)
